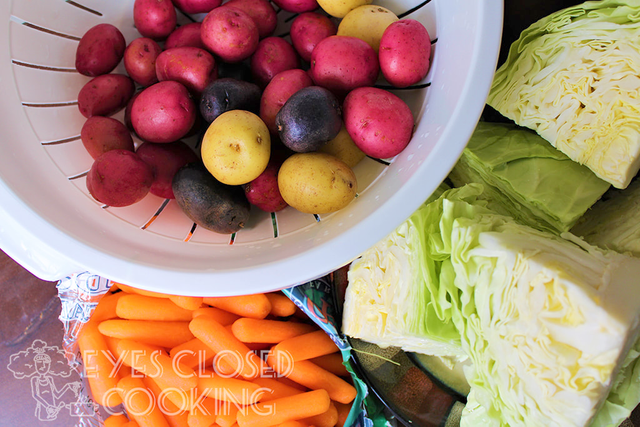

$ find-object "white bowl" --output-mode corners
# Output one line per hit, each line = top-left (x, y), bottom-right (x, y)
(0, 0), (502, 295)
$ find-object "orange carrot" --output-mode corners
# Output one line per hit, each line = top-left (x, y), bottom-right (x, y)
(189, 317), (266, 380)
(253, 378), (303, 402)
(104, 413), (130, 427)
(145, 377), (197, 413)
(231, 318), (317, 343)
(308, 353), (349, 377)
(300, 401), (338, 427)
(265, 293), (297, 317)
(215, 402), (239, 427)
(116, 294), (194, 321)
(275, 422), (309, 427)
(142, 375), (189, 427)
(169, 295), (204, 311)
(272, 330), (339, 361)
(236, 389), (331, 427)
(203, 294), (271, 319)
(267, 351), (356, 404)
(187, 396), (219, 427)
(274, 375), (307, 392)
(117, 375), (170, 427)
(170, 338), (215, 370)
(92, 292), (125, 323)
(113, 283), (170, 299)
(192, 307), (241, 325)
(123, 422), (140, 427)
(334, 401), (351, 427)
(99, 319), (194, 348)
(77, 322), (122, 407)
(198, 371), (264, 405)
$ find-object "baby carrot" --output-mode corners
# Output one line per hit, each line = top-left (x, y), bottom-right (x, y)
(300, 401), (338, 427)
(308, 353), (349, 377)
(187, 396), (219, 427)
(99, 319), (194, 349)
(265, 293), (297, 318)
(334, 401), (351, 427)
(203, 294), (271, 319)
(215, 403), (239, 427)
(189, 317), (266, 380)
(170, 338), (215, 370)
(272, 330), (339, 361)
(77, 322), (122, 407)
(231, 318), (317, 344)
(142, 375), (189, 427)
(193, 307), (240, 325)
(117, 375), (170, 427)
(92, 292), (125, 323)
(267, 351), (357, 404)
(169, 295), (204, 311)
(123, 423), (140, 427)
(253, 378), (303, 402)
(236, 389), (331, 427)
(198, 372), (264, 405)
(116, 294), (194, 321)
(117, 339), (198, 392)
(112, 283), (170, 299)
(275, 422), (309, 427)
(104, 413), (129, 427)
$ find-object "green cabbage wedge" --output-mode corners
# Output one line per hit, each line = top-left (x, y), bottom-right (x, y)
(342, 184), (640, 427)
(487, 0), (640, 189)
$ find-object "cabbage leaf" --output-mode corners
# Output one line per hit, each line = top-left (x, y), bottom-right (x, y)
(487, 0), (640, 189)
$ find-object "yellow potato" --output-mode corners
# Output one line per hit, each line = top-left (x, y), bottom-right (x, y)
(337, 5), (399, 53)
(318, 125), (366, 168)
(278, 152), (357, 214)
(317, 0), (373, 19)
(201, 110), (271, 186)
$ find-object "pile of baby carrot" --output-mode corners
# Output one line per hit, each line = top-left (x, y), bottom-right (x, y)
(78, 283), (356, 427)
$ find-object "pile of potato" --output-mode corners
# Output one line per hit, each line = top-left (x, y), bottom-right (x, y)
(74, 0), (432, 233)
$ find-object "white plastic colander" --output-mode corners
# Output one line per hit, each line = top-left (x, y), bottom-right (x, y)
(0, 0), (502, 295)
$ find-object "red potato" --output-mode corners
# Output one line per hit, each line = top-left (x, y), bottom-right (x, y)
(250, 37), (300, 88)
(86, 150), (154, 207)
(260, 68), (313, 134)
(81, 116), (134, 159)
(77, 74), (135, 118)
(244, 157), (288, 212)
(124, 90), (142, 131)
(272, 0), (318, 13)
(75, 23), (126, 77)
(172, 0), (221, 14)
(225, 0), (277, 39)
(130, 81), (197, 143)
(136, 141), (199, 199)
(133, 0), (177, 40)
(290, 12), (337, 62)
(123, 37), (162, 87)
(379, 19), (432, 88)
(309, 35), (379, 98)
(201, 6), (259, 63)
(343, 86), (414, 159)
(165, 22), (205, 50)
(155, 47), (218, 95)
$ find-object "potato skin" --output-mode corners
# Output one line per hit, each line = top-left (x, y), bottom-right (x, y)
(379, 19), (432, 88)
(260, 69), (314, 134)
(317, 125), (366, 168)
(172, 162), (251, 234)
(86, 150), (153, 207)
(75, 23), (126, 77)
(343, 86), (414, 159)
(133, 0), (177, 40)
(316, 0), (372, 18)
(225, 0), (277, 39)
(244, 157), (288, 212)
(278, 152), (357, 214)
(155, 47), (218, 95)
(136, 141), (199, 199)
(309, 35), (379, 98)
(130, 81), (197, 143)
(81, 116), (134, 159)
(337, 5), (398, 53)
(78, 74), (135, 118)
(123, 37), (162, 87)
(201, 7), (259, 63)
(272, 0), (318, 13)
(172, 0), (221, 14)
(250, 37), (300, 89)
(201, 110), (271, 185)
(165, 22), (205, 50)
(290, 12), (337, 62)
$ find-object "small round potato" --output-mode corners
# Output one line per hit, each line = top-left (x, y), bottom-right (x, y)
(337, 5), (398, 53)
(278, 152), (357, 214)
(317, 0), (372, 18)
(317, 125), (366, 168)
(201, 110), (271, 185)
